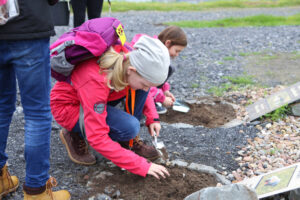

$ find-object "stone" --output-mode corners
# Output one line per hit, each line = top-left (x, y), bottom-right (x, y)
(170, 159), (188, 167)
(95, 193), (112, 200)
(188, 163), (217, 174)
(184, 184), (258, 200)
(112, 190), (121, 199)
(291, 102), (300, 116)
(95, 171), (114, 180)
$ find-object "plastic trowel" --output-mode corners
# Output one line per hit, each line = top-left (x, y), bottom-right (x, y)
(172, 100), (190, 113)
(152, 132), (168, 161)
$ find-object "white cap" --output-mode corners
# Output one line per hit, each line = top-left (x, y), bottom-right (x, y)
(129, 35), (170, 85)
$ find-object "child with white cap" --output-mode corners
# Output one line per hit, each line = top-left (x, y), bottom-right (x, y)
(50, 35), (170, 179)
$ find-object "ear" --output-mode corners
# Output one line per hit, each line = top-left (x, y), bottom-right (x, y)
(127, 66), (137, 75)
(165, 40), (172, 48)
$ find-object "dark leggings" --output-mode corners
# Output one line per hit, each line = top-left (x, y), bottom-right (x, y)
(71, 0), (104, 27)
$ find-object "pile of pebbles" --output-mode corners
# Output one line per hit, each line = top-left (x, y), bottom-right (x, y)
(222, 86), (300, 182)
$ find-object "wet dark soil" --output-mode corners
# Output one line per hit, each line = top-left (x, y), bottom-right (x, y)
(159, 97), (237, 128)
(79, 166), (217, 200)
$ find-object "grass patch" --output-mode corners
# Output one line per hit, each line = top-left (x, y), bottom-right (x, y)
(291, 51), (300, 59)
(261, 55), (278, 60)
(239, 52), (249, 56)
(224, 75), (254, 85)
(207, 74), (255, 96)
(223, 56), (235, 61)
(191, 83), (200, 88)
(262, 104), (290, 121)
(166, 13), (300, 28)
(103, 0), (300, 12)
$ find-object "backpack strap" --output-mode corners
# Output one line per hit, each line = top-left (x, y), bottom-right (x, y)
(125, 87), (136, 148)
(50, 40), (75, 55)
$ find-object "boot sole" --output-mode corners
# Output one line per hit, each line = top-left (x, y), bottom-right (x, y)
(59, 130), (96, 166)
(0, 181), (19, 199)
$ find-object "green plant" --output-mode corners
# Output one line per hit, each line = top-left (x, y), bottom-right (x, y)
(223, 56), (235, 61)
(207, 74), (255, 96)
(223, 74), (255, 85)
(207, 86), (227, 96)
(261, 55), (278, 60)
(102, 0), (300, 12)
(263, 104), (291, 121)
(239, 52), (248, 56)
(191, 83), (199, 88)
(217, 61), (224, 65)
(166, 13), (300, 28)
(291, 53), (300, 59)
(245, 99), (253, 106)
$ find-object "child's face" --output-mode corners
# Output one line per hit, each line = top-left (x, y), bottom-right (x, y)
(126, 67), (158, 91)
(165, 40), (185, 59)
(168, 45), (185, 59)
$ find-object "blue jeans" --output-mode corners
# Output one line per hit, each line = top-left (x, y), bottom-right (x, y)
(0, 39), (52, 188)
(72, 90), (149, 141)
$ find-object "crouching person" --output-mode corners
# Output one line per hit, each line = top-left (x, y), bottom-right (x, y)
(50, 36), (170, 179)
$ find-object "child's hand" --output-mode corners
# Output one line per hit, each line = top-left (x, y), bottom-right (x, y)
(162, 97), (174, 108)
(164, 91), (175, 102)
(148, 123), (161, 137)
(147, 163), (170, 179)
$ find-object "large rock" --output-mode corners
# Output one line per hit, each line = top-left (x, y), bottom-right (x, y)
(290, 102), (300, 116)
(184, 184), (258, 200)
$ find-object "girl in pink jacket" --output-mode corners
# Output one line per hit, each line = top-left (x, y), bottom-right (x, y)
(50, 35), (170, 179)
(132, 26), (187, 114)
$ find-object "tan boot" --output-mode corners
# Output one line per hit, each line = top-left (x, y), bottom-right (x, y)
(0, 164), (19, 199)
(23, 177), (70, 200)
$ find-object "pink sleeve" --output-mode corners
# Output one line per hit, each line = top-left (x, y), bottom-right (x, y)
(74, 79), (151, 177)
(154, 88), (166, 103)
(0, 0), (7, 5)
(143, 91), (160, 126)
(162, 82), (170, 92)
(50, 82), (80, 132)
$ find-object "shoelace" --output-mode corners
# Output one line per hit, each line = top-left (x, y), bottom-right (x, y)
(3, 167), (14, 191)
(77, 139), (89, 154)
(132, 136), (144, 149)
(46, 177), (57, 199)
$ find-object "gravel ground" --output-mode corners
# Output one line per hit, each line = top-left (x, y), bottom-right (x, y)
(4, 7), (300, 199)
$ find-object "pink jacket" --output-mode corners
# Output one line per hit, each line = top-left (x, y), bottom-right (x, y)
(149, 83), (170, 104)
(0, 0), (7, 5)
(50, 45), (160, 177)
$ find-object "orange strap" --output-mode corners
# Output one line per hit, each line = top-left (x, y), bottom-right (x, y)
(125, 87), (136, 147)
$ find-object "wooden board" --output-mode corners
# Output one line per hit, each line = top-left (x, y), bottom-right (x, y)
(246, 82), (300, 121)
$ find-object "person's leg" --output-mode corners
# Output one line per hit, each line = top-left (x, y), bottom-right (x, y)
(12, 38), (52, 188)
(106, 105), (140, 142)
(108, 91), (159, 161)
(71, 0), (87, 27)
(86, 0), (103, 19)
(0, 40), (20, 197)
(0, 40), (16, 169)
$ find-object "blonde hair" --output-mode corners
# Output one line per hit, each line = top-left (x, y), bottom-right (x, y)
(99, 47), (131, 91)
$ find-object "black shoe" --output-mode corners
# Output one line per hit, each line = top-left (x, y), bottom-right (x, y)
(155, 103), (167, 114)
